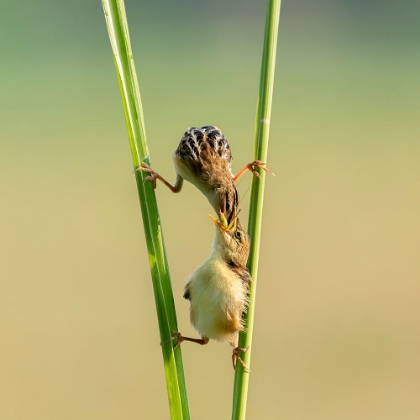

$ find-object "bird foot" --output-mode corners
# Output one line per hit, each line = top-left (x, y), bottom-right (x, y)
(233, 160), (275, 182)
(134, 162), (160, 189)
(162, 331), (209, 351)
(247, 160), (275, 178)
(232, 346), (250, 372)
(162, 331), (184, 350)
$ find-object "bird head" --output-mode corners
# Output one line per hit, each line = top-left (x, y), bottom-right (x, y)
(209, 207), (250, 267)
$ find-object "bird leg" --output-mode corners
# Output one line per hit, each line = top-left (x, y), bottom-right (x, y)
(232, 160), (274, 182)
(135, 162), (183, 193)
(163, 331), (209, 351)
(231, 343), (250, 372)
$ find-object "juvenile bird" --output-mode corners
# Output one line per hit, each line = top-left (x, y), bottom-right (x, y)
(167, 207), (252, 370)
(136, 126), (272, 224)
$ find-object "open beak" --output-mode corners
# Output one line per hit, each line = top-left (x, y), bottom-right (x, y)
(208, 212), (237, 233)
(209, 214), (224, 229)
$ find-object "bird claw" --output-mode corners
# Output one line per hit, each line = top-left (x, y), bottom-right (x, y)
(232, 346), (250, 372)
(161, 331), (208, 350)
(248, 160), (275, 177)
(161, 331), (184, 350)
(144, 174), (158, 189)
(134, 162), (150, 172)
(134, 162), (160, 189)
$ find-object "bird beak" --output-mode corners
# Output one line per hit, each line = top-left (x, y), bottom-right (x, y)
(208, 214), (236, 233)
(209, 214), (224, 229)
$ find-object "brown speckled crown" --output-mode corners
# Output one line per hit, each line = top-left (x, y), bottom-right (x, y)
(175, 126), (233, 169)
(174, 125), (239, 226)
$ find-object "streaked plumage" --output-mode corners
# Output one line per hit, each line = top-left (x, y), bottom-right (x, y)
(173, 126), (238, 223)
(136, 125), (271, 369)
(137, 126), (272, 225)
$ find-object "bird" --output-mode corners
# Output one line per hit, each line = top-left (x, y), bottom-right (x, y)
(136, 126), (272, 224)
(166, 206), (252, 370)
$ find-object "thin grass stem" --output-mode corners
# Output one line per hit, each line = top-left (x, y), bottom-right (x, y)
(231, 1), (281, 419)
(101, 1), (190, 418)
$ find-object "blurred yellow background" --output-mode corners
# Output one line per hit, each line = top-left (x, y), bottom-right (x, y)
(1, 1), (419, 419)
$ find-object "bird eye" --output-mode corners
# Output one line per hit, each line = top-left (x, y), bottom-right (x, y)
(235, 231), (242, 240)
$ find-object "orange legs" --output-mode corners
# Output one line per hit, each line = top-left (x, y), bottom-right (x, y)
(163, 332), (250, 371)
(163, 331), (209, 351)
(232, 160), (274, 182)
(135, 162), (183, 193)
(231, 343), (250, 371)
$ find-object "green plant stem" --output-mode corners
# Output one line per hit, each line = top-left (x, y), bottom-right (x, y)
(101, 1), (190, 418)
(231, 1), (281, 419)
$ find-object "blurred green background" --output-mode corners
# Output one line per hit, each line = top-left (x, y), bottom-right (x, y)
(1, 0), (419, 419)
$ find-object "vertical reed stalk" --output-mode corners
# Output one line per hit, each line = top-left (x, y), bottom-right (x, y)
(101, 1), (190, 418)
(231, 1), (281, 419)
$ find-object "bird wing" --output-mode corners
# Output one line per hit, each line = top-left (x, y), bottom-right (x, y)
(227, 265), (252, 288)
(239, 268), (252, 288)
